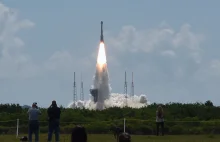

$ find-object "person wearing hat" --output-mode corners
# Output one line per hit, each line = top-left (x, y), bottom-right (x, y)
(47, 100), (61, 142)
(27, 102), (41, 142)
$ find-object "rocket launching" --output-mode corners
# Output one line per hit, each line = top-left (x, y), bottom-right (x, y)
(90, 21), (110, 110)
(68, 21), (149, 110)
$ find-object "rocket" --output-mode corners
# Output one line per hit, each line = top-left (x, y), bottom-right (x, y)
(100, 21), (104, 42)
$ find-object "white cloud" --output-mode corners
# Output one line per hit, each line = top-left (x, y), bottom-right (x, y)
(172, 24), (204, 50)
(106, 23), (204, 62)
(210, 60), (220, 69)
(0, 3), (90, 79)
(44, 51), (74, 72)
(105, 23), (207, 81)
(103, 23), (220, 104)
(204, 59), (220, 77)
(0, 2), (36, 79)
(161, 50), (176, 57)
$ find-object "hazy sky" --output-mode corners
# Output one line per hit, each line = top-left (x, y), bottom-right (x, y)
(0, 0), (220, 107)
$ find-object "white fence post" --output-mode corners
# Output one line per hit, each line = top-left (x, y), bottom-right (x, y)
(16, 119), (19, 138)
(124, 118), (126, 133)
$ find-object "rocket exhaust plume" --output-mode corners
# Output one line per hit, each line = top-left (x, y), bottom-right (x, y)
(90, 21), (110, 110)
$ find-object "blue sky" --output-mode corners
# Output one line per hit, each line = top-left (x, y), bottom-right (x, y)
(0, 0), (220, 107)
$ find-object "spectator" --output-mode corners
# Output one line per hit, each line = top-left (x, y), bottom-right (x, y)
(119, 132), (131, 142)
(47, 100), (61, 142)
(156, 105), (164, 136)
(27, 102), (41, 142)
(71, 125), (87, 142)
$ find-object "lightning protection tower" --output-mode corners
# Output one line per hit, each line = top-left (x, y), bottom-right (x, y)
(124, 71), (128, 107)
(73, 72), (77, 108)
(130, 72), (134, 97)
(80, 72), (84, 101)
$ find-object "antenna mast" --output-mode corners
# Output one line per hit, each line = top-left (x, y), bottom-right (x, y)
(73, 72), (77, 108)
(124, 71), (128, 107)
(80, 72), (84, 101)
(131, 72), (134, 97)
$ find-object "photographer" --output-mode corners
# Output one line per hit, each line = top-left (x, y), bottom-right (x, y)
(47, 100), (61, 142)
(27, 102), (41, 142)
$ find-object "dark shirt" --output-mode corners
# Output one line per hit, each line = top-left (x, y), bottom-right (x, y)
(47, 105), (61, 121)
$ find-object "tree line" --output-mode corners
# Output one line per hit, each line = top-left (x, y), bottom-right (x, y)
(0, 100), (220, 135)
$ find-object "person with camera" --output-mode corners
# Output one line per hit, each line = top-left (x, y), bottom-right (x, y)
(27, 102), (41, 142)
(47, 100), (61, 142)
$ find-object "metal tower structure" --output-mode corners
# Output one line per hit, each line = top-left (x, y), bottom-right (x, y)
(124, 71), (128, 107)
(130, 72), (134, 97)
(80, 72), (84, 101)
(73, 72), (77, 108)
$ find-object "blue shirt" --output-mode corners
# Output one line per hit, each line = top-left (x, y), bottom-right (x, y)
(27, 107), (41, 120)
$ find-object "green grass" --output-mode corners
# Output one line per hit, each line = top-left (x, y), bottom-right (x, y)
(1, 134), (220, 142)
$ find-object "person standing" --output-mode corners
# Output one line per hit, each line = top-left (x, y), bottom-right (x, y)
(47, 100), (61, 142)
(156, 105), (164, 136)
(27, 102), (41, 142)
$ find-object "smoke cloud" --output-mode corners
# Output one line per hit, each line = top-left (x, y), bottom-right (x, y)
(68, 93), (149, 110)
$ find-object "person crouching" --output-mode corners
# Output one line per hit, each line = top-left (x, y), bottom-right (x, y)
(119, 132), (131, 142)
(71, 125), (87, 142)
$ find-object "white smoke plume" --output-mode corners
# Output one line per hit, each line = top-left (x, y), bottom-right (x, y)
(92, 63), (110, 110)
(67, 93), (149, 110)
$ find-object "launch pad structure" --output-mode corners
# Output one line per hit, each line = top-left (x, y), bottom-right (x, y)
(72, 70), (135, 108)
(73, 72), (77, 108)
(72, 72), (85, 109)
(130, 72), (134, 97)
(124, 71), (128, 107)
(124, 71), (135, 107)
(80, 73), (84, 101)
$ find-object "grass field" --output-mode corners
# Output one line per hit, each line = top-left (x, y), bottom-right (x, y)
(1, 134), (220, 142)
